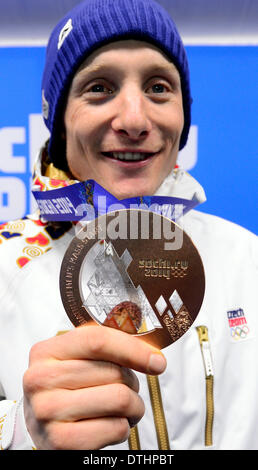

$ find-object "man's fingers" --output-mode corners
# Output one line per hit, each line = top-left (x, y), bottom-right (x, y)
(29, 383), (145, 423)
(30, 325), (166, 375)
(41, 417), (131, 450)
(24, 359), (139, 392)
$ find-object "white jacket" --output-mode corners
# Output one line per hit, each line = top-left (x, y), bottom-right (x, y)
(0, 156), (257, 450)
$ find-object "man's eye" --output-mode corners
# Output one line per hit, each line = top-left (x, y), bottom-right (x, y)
(146, 82), (171, 95)
(151, 83), (167, 93)
(89, 84), (112, 94)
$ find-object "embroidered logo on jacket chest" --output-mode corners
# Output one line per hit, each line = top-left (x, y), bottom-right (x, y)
(227, 308), (250, 342)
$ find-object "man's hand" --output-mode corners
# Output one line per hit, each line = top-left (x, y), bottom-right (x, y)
(23, 325), (166, 450)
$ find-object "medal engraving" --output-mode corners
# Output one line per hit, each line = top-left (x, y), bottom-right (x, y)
(60, 209), (205, 349)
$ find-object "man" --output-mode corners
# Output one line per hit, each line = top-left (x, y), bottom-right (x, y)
(0, 0), (257, 450)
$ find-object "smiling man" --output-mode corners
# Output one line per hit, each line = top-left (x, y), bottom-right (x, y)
(64, 40), (184, 199)
(0, 0), (257, 451)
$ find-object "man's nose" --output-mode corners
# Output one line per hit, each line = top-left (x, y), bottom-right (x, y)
(111, 87), (152, 140)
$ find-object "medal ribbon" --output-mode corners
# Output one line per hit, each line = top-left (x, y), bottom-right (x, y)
(32, 179), (199, 223)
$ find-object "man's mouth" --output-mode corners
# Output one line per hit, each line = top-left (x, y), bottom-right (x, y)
(102, 151), (157, 162)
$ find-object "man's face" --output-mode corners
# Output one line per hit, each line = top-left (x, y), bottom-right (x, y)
(64, 40), (184, 199)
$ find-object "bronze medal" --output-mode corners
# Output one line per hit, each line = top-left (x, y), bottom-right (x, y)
(60, 209), (205, 349)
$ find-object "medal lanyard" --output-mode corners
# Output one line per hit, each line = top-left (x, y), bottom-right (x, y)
(32, 179), (199, 223)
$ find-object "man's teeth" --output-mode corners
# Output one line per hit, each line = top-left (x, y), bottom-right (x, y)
(109, 152), (153, 161)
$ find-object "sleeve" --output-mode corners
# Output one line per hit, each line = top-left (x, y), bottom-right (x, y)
(0, 397), (36, 450)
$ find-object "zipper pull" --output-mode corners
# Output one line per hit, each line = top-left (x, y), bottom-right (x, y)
(196, 325), (208, 343)
(196, 325), (214, 377)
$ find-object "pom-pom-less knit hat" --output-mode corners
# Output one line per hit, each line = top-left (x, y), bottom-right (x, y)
(42, 0), (192, 171)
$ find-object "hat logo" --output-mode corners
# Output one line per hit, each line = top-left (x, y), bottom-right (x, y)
(58, 18), (73, 50)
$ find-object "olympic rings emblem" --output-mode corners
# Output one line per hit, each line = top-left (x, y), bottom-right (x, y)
(230, 325), (249, 340)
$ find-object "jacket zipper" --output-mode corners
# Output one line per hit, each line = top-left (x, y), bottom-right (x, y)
(128, 318), (170, 450)
(196, 325), (214, 447)
(128, 425), (141, 450)
(128, 375), (170, 450)
(146, 374), (170, 450)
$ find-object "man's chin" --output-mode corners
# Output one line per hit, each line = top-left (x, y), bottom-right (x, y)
(108, 185), (156, 200)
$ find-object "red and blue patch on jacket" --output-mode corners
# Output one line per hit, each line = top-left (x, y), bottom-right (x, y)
(227, 308), (250, 341)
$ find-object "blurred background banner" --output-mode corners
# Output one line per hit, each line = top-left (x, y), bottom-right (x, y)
(0, 0), (257, 234)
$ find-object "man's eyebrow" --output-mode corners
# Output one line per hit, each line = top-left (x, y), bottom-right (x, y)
(72, 61), (180, 92)
(71, 63), (110, 93)
(76, 61), (179, 78)
(75, 62), (113, 79)
(142, 62), (180, 78)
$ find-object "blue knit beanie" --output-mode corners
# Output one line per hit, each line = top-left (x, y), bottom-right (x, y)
(42, 0), (192, 170)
